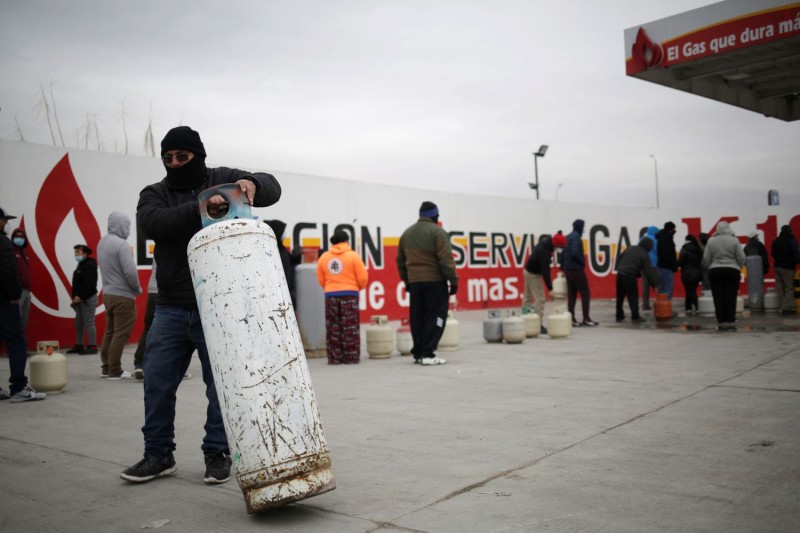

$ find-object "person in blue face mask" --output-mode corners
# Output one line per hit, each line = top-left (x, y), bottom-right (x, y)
(67, 244), (99, 355)
(10, 228), (31, 329)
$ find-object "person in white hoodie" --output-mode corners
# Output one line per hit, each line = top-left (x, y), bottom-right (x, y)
(97, 211), (142, 379)
(701, 221), (745, 331)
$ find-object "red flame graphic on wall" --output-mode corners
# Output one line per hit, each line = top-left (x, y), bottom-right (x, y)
(25, 154), (102, 315)
(631, 28), (664, 71)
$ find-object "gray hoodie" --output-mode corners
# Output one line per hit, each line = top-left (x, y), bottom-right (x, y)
(702, 221), (745, 271)
(98, 211), (142, 299)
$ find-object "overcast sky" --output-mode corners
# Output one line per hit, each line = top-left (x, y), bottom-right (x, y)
(1, 0), (798, 209)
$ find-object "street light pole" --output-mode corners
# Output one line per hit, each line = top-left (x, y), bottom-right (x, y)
(530, 144), (548, 200)
(649, 154), (660, 209)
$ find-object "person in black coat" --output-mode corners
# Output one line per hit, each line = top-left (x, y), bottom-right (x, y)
(678, 234), (703, 314)
(68, 244), (99, 354)
(770, 225), (800, 314)
(264, 219), (299, 307)
(743, 232), (770, 278)
(655, 221), (678, 300)
(615, 239), (658, 322)
(123, 126), (281, 485)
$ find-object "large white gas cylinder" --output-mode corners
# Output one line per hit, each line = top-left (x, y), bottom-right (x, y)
(188, 219), (335, 513)
(396, 318), (413, 355)
(552, 272), (568, 300)
(295, 261), (326, 358)
(29, 340), (67, 394)
(438, 310), (459, 351)
(698, 292), (715, 317)
(502, 315), (526, 344)
(548, 307), (572, 339)
(523, 313), (541, 338)
(367, 315), (393, 358)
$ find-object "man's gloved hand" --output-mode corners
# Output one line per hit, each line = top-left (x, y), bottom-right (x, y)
(449, 283), (458, 295)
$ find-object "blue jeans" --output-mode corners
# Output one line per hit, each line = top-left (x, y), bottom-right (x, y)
(657, 268), (675, 300)
(0, 301), (29, 394)
(142, 305), (229, 460)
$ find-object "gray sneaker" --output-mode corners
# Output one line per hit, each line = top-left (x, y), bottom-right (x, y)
(0, 387), (10, 400)
(10, 386), (46, 403)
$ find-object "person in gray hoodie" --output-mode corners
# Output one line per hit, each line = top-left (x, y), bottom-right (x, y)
(701, 221), (745, 331)
(97, 211), (142, 378)
(615, 239), (658, 323)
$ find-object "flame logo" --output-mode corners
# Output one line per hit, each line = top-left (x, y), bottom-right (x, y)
(631, 28), (664, 71)
(26, 154), (103, 318)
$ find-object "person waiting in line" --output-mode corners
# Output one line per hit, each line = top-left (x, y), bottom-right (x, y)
(522, 234), (554, 334)
(770, 225), (800, 315)
(702, 221), (745, 331)
(655, 221), (678, 300)
(67, 244), (99, 355)
(743, 231), (770, 281)
(639, 226), (659, 310)
(615, 238), (658, 323)
(316, 230), (368, 365)
(97, 211), (142, 380)
(10, 227), (31, 330)
(563, 219), (598, 327)
(0, 206), (46, 403)
(397, 201), (458, 365)
(678, 234), (704, 315)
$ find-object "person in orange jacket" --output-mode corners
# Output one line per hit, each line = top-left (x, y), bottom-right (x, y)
(317, 230), (369, 364)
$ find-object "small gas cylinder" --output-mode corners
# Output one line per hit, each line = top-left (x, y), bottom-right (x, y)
(654, 293), (673, 321)
(698, 292), (715, 316)
(548, 307), (571, 339)
(745, 256), (764, 309)
(736, 294), (745, 316)
(396, 318), (413, 355)
(438, 310), (459, 351)
(523, 313), (540, 338)
(502, 315), (526, 344)
(483, 311), (504, 343)
(366, 315), (393, 359)
(29, 341), (67, 394)
(552, 272), (567, 300)
(763, 288), (779, 311)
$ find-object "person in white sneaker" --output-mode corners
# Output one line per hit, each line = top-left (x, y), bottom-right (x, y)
(0, 207), (46, 404)
(397, 201), (458, 366)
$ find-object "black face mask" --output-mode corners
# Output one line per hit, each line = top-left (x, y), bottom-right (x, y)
(164, 155), (207, 191)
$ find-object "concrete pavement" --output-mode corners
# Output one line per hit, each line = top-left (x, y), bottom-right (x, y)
(1, 300), (799, 532)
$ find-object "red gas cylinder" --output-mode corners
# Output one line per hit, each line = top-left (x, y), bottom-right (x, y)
(654, 293), (673, 321)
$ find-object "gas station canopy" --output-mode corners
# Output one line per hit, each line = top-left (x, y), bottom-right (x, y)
(624, 0), (800, 121)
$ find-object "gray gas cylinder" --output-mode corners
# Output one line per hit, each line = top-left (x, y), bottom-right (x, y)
(483, 310), (503, 343)
(745, 256), (764, 309)
(295, 263), (327, 358)
(188, 219), (335, 512)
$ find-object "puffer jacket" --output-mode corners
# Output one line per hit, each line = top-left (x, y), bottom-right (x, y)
(317, 242), (369, 295)
(396, 218), (458, 284)
(702, 222), (745, 271)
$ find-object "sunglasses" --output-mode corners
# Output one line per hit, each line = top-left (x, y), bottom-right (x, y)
(161, 152), (192, 163)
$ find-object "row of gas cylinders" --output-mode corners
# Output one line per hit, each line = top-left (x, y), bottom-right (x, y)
(365, 312), (460, 358)
(484, 308), (571, 342)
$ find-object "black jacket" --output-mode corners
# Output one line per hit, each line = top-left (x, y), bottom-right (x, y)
(770, 231), (800, 271)
(0, 231), (21, 302)
(678, 241), (703, 284)
(137, 166), (281, 308)
(655, 229), (678, 272)
(71, 257), (98, 300)
(617, 242), (658, 288)
(524, 236), (554, 291)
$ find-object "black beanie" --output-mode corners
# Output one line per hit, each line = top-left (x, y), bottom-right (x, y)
(419, 201), (439, 218)
(330, 230), (349, 245)
(161, 126), (206, 156)
(664, 221), (676, 232)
